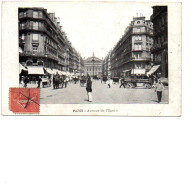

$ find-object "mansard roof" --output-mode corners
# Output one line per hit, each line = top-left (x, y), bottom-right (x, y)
(85, 56), (103, 63)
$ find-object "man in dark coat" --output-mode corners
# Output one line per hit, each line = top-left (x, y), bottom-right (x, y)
(119, 77), (126, 88)
(86, 76), (92, 102)
(37, 76), (42, 88)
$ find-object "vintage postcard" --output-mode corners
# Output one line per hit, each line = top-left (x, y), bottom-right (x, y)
(1, 1), (182, 116)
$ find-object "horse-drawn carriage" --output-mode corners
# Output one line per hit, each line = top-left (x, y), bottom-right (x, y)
(124, 78), (152, 88)
(123, 69), (152, 89)
(53, 74), (64, 89)
(112, 77), (120, 84)
(42, 76), (51, 88)
(102, 76), (108, 83)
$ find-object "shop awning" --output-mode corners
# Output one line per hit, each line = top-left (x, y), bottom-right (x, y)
(52, 69), (60, 75)
(131, 69), (146, 75)
(147, 65), (160, 77)
(45, 68), (53, 75)
(122, 69), (131, 73)
(28, 66), (44, 75)
(61, 71), (67, 76)
(19, 63), (28, 73)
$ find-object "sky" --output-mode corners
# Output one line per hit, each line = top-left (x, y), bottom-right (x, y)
(37, 2), (153, 59)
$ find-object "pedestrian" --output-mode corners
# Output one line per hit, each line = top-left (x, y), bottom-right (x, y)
(86, 76), (92, 102)
(23, 76), (29, 88)
(155, 79), (164, 103)
(37, 76), (42, 88)
(107, 78), (110, 88)
(119, 77), (125, 88)
(64, 76), (68, 88)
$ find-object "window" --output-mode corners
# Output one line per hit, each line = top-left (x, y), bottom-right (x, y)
(32, 46), (38, 52)
(21, 34), (25, 40)
(39, 11), (43, 18)
(134, 43), (142, 50)
(33, 11), (38, 18)
(33, 22), (38, 30)
(23, 12), (26, 17)
(32, 34), (39, 41)
(19, 12), (23, 18)
(20, 23), (25, 29)
(137, 21), (140, 24)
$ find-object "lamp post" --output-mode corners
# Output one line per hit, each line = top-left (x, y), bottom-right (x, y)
(44, 53), (48, 68)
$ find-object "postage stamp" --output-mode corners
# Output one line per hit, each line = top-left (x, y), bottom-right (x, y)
(9, 88), (40, 114)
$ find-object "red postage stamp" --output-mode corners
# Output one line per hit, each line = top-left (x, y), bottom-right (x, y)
(9, 88), (40, 114)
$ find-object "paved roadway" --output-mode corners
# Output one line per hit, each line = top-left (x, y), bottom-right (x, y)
(40, 80), (169, 104)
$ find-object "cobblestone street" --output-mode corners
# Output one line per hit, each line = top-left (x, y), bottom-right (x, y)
(39, 80), (168, 104)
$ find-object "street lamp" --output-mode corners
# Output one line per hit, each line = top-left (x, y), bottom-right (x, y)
(44, 53), (48, 68)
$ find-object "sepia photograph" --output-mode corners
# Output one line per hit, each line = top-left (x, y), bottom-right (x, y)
(18, 4), (168, 104)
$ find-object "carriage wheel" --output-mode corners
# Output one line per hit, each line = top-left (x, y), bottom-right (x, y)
(127, 83), (135, 88)
(145, 84), (152, 89)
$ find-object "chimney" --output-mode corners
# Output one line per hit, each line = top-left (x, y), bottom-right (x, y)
(54, 17), (57, 24)
(49, 13), (55, 21)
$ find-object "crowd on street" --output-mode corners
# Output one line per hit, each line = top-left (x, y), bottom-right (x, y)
(19, 73), (168, 104)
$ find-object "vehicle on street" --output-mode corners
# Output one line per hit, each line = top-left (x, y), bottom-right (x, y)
(122, 69), (152, 89)
(42, 76), (51, 88)
(112, 77), (120, 84)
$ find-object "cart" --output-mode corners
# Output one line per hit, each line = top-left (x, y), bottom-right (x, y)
(124, 78), (152, 89)
(112, 77), (120, 84)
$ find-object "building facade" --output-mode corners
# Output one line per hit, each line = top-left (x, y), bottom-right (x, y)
(151, 6), (168, 78)
(109, 15), (153, 77)
(84, 53), (103, 77)
(19, 7), (83, 74)
(102, 51), (112, 77)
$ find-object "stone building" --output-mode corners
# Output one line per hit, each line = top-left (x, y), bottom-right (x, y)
(18, 7), (83, 75)
(84, 53), (103, 78)
(150, 6), (168, 78)
(102, 51), (112, 77)
(109, 14), (153, 77)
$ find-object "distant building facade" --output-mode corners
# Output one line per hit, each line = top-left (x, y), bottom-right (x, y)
(151, 6), (168, 78)
(19, 7), (83, 74)
(102, 51), (112, 77)
(84, 53), (103, 77)
(109, 15), (153, 77)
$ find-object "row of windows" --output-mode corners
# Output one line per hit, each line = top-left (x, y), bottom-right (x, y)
(132, 20), (153, 27)
(20, 21), (42, 30)
(19, 10), (43, 19)
(154, 34), (168, 45)
(45, 37), (58, 49)
(86, 68), (101, 72)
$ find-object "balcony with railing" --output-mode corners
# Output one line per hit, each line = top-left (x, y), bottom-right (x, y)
(19, 51), (58, 61)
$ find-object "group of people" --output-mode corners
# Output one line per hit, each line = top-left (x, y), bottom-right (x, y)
(105, 76), (165, 103)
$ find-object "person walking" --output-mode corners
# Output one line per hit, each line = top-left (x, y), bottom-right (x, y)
(107, 78), (111, 88)
(86, 76), (93, 102)
(37, 76), (42, 88)
(119, 77), (125, 88)
(65, 76), (69, 88)
(155, 79), (164, 103)
(23, 76), (29, 88)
